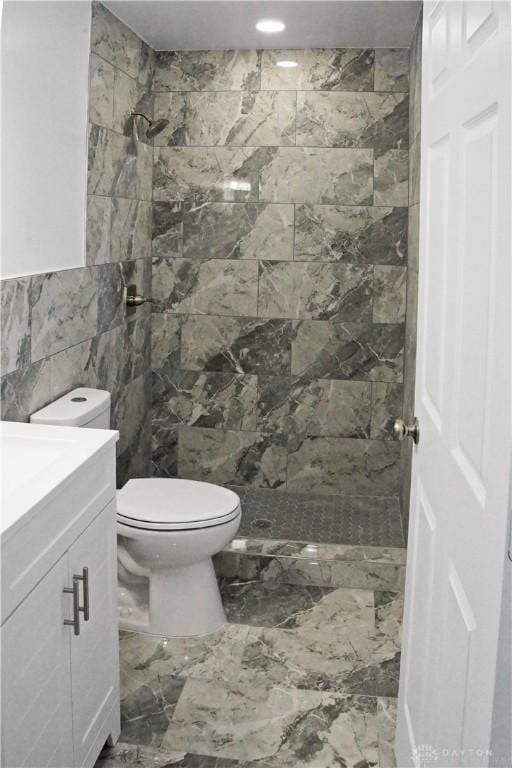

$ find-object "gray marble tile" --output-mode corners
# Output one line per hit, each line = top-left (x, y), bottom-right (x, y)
(95, 262), (126, 335)
(235, 585), (401, 696)
(215, 546), (406, 592)
(91, 2), (141, 80)
(261, 49), (374, 91)
(371, 383), (403, 440)
(153, 50), (261, 92)
(96, 748), (247, 768)
(409, 137), (421, 206)
(154, 146), (270, 204)
(151, 419), (179, 478)
(333, 496), (404, 547)
(258, 261), (372, 321)
(111, 199), (152, 262)
(183, 203), (294, 261)
(113, 69), (142, 136)
(0, 277), (31, 376)
(119, 619), (249, 690)
(163, 678), (384, 767)
(121, 676), (185, 748)
(409, 16), (422, 146)
(152, 370), (258, 431)
(181, 316), (293, 375)
(151, 313), (181, 371)
(408, 203), (420, 272)
(184, 91), (296, 146)
(258, 147), (373, 205)
(179, 427), (287, 488)
(86, 195), (112, 265)
(31, 268), (98, 361)
(113, 373), (151, 455)
(257, 376), (372, 439)
(152, 258), (258, 317)
(138, 42), (156, 90)
(89, 52), (114, 129)
(375, 48), (409, 92)
(88, 125), (152, 201)
(374, 149), (409, 207)
(0, 359), (51, 422)
(152, 202), (184, 259)
(223, 537), (406, 565)
(294, 204), (407, 266)
(287, 437), (401, 496)
(152, 93), (187, 146)
(296, 91), (408, 156)
(125, 315), (151, 383)
(292, 320), (404, 383)
(220, 580), (335, 628)
(373, 266), (407, 323)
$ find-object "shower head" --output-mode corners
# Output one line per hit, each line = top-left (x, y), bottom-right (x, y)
(131, 112), (169, 139)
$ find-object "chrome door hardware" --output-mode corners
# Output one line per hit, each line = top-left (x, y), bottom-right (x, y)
(63, 578), (81, 636)
(74, 567), (90, 621)
(393, 417), (420, 445)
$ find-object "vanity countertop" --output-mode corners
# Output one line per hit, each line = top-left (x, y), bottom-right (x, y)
(0, 421), (118, 542)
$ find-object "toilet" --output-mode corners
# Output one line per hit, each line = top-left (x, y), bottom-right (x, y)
(30, 387), (241, 637)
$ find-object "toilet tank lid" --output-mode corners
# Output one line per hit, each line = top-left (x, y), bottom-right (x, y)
(30, 388), (110, 427)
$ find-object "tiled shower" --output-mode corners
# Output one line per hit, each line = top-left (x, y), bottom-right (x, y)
(0, 1), (420, 546)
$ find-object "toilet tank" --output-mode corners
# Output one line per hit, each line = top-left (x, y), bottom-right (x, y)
(30, 388), (111, 429)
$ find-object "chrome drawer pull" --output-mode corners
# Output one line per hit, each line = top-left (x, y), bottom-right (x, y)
(74, 567), (90, 621)
(63, 578), (80, 636)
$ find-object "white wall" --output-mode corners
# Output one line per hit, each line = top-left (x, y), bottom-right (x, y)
(1, 1), (91, 279)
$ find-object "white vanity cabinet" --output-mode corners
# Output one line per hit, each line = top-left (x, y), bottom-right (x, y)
(1, 423), (120, 768)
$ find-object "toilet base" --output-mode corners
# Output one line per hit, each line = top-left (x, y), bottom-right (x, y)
(119, 557), (227, 637)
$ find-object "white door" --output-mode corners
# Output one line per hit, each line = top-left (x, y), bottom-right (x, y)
(69, 503), (120, 768)
(1, 554), (74, 768)
(396, 2), (511, 767)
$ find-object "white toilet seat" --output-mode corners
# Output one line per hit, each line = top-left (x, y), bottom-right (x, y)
(116, 477), (241, 531)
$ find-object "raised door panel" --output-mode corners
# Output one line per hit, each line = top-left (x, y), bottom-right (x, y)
(1, 555), (74, 768)
(69, 502), (120, 768)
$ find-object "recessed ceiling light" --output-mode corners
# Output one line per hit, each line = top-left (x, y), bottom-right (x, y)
(277, 60), (298, 68)
(256, 19), (285, 33)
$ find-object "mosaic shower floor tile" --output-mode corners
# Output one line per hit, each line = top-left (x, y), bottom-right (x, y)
(231, 487), (405, 547)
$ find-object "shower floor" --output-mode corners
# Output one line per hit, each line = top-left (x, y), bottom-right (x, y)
(231, 487), (405, 548)
(95, 538), (405, 768)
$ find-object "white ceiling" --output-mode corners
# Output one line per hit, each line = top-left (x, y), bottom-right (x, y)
(103, 1), (422, 51)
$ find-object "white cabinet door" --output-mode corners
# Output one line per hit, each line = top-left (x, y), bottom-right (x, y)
(396, 2), (511, 765)
(1, 554), (74, 768)
(68, 502), (120, 768)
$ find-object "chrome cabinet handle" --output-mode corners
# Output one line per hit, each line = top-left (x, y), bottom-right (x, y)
(63, 578), (80, 636)
(74, 567), (90, 621)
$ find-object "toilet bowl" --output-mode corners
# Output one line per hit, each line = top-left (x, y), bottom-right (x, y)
(116, 477), (241, 637)
(30, 388), (242, 638)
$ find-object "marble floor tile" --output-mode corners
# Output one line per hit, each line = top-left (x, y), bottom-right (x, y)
(96, 743), (248, 767)
(162, 678), (386, 767)
(219, 580), (336, 629)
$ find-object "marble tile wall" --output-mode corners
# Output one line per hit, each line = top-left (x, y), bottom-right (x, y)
(400, 12), (422, 539)
(150, 45), (412, 498)
(0, 3), (154, 487)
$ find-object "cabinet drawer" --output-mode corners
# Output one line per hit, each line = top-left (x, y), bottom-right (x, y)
(1, 444), (116, 623)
